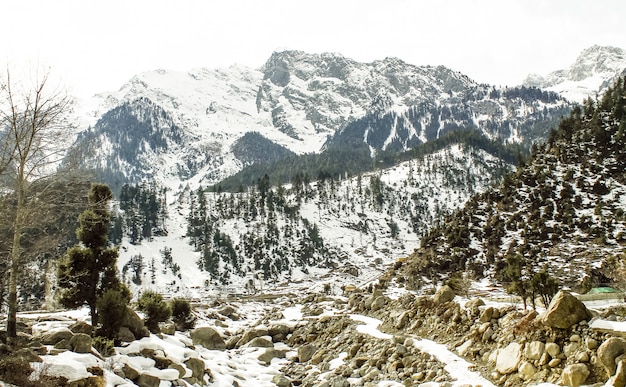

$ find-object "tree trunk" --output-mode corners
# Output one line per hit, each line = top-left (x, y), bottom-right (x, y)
(90, 301), (98, 328)
(7, 185), (24, 340)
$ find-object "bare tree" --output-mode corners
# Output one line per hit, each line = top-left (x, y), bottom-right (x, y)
(0, 68), (79, 340)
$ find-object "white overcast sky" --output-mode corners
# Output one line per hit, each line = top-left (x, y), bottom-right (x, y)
(2, 0), (625, 99)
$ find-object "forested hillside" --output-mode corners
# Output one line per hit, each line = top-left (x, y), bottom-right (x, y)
(399, 78), (626, 299)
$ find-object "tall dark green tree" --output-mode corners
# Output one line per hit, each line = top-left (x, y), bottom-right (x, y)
(57, 184), (125, 327)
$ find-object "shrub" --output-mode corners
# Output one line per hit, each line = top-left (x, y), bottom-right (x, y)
(97, 288), (131, 340)
(170, 298), (196, 331)
(93, 336), (116, 357)
(137, 291), (171, 333)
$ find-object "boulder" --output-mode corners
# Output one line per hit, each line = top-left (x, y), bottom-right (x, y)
(545, 342), (560, 358)
(68, 321), (93, 336)
(433, 285), (455, 305)
(598, 337), (626, 376)
(190, 327), (225, 350)
(562, 363), (590, 387)
(298, 344), (318, 362)
(258, 348), (288, 365)
(70, 333), (92, 354)
(518, 360), (537, 380)
(524, 341), (546, 360)
(246, 336), (274, 348)
(465, 298), (485, 315)
(124, 307), (149, 339)
(478, 307), (494, 323)
(612, 359), (626, 387)
(268, 324), (291, 342)
(184, 357), (206, 380)
(370, 296), (386, 311)
(541, 290), (592, 329)
(272, 374), (292, 387)
(496, 342), (521, 374)
(122, 363), (140, 381)
(136, 373), (160, 387)
(116, 326), (136, 342)
(41, 328), (74, 345)
(236, 328), (269, 347)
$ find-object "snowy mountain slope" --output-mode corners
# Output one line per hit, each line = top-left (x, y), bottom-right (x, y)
(524, 45), (626, 102)
(399, 77), (626, 292)
(71, 50), (570, 191)
(114, 142), (513, 300)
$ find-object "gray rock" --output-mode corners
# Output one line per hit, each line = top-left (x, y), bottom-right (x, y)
(190, 327), (226, 350)
(160, 322), (176, 335)
(433, 285), (455, 305)
(258, 348), (288, 365)
(298, 344), (318, 362)
(246, 336), (274, 348)
(137, 373), (160, 387)
(68, 321), (93, 336)
(272, 374), (291, 387)
(70, 333), (92, 353)
(123, 363), (140, 380)
(184, 357), (206, 379)
(116, 326), (136, 342)
(236, 328), (269, 347)
(541, 290), (592, 329)
(371, 296), (386, 311)
(562, 363), (590, 387)
(41, 328), (74, 345)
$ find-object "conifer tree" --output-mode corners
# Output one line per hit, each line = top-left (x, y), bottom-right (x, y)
(57, 184), (126, 327)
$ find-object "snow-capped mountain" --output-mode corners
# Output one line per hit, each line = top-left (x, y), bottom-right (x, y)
(524, 45), (626, 102)
(71, 50), (570, 191)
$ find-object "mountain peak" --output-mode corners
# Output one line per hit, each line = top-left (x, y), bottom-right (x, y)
(523, 45), (626, 102)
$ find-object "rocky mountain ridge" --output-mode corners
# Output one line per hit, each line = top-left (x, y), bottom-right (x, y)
(524, 45), (626, 102)
(71, 49), (572, 191)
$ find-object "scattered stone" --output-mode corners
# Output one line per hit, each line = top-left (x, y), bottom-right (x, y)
(190, 327), (225, 350)
(478, 307), (494, 323)
(562, 363), (590, 387)
(496, 342), (521, 374)
(298, 344), (318, 362)
(184, 357), (206, 380)
(136, 373), (160, 387)
(545, 342), (560, 358)
(272, 374), (291, 387)
(68, 321), (93, 336)
(246, 336), (274, 348)
(525, 341), (545, 360)
(70, 333), (92, 354)
(258, 348), (288, 365)
(160, 322), (176, 335)
(122, 363), (140, 381)
(433, 285), (455, 305)
(518, 360), (536, 380)
(599, 337), (626, 376)
(40, 328), (74, 345)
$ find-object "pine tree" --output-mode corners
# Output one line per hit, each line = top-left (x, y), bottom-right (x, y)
(57, 184), (126, 327)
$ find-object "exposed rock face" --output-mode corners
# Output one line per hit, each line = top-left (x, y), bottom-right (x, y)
(190, 327), (226, 350)
(542, 290), (592, 329)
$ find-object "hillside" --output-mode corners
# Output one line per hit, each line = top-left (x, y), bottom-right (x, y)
(399, 77), (626, 295)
